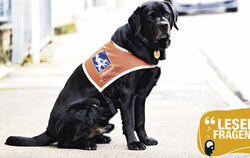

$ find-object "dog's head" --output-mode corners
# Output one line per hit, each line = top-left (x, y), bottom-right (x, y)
(129, 0), (178, 51)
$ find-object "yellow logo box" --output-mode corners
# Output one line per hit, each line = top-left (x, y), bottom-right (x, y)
(197, 108), (250, 156)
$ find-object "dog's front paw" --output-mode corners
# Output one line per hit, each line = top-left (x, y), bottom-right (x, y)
(82, 142), (97, 150)
(140, 137), (158, 146)
(128, 141), (146, 150)
(94, 135), (111, 144)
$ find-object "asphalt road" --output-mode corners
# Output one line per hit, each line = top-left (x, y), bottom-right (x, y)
(178, 0), (250, 101)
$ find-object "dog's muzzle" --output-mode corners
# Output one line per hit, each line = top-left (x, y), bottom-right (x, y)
(154, 18), (171, 42)
(159, 19), (171, 35)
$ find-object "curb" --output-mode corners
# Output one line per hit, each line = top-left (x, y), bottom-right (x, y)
(194, 49), (247, 109)
(54, 22), (77, 35)
(0, 66), (11, 80)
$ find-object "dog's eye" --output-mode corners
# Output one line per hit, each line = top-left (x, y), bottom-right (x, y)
(148, 14), (156, 20)
(164, 13), (170, 18)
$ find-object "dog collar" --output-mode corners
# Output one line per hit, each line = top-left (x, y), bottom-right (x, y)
(136, 33), (149, 46)
(136, 33), (161, 60)
(82, 40), (157, 92)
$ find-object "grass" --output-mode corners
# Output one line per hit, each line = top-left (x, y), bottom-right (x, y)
(54, 22), (77, 35)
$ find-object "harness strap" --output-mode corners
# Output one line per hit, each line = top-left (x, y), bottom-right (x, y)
(101, 93), (118, 116)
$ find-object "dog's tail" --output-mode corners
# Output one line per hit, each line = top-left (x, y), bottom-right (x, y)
(5, 132), (56, 146)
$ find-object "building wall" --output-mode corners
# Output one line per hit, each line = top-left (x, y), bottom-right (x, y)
(0, 0), (11, 22)
(51, 0), (85, 26)
(3, 0), (118, 64)
(51, 0), (117, 27)
(40, 0), (52, 41)
(11, 0), (52, 63)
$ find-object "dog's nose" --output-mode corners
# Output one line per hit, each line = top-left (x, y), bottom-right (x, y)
(160, 21), (169, 30)
(160, 17), (170, 29)
(161, 21), (168, 27)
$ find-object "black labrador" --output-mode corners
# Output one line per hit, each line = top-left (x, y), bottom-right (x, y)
(6, 0), (178, 150)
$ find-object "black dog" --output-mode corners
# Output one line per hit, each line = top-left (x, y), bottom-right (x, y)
(6, 0), (178, 150)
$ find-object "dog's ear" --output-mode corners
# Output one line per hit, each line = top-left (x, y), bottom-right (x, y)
(128, 7), (141, 35)
(164, 1), (179, 30)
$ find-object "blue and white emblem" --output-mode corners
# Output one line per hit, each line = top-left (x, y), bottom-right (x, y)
(92, 50), (111, 73)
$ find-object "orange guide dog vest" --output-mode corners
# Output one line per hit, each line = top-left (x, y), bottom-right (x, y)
(82, 41), (157, 92)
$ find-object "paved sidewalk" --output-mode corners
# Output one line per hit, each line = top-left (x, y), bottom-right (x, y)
(0, 9), (243, 158)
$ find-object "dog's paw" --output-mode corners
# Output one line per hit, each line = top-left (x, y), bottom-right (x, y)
(94, 135), (111, 144)
(128, 141), (146, 150)
(82, 142), (97, 150)
(140, 137), (158, 146)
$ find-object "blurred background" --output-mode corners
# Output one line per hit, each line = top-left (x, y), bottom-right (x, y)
(0, 0), (250, 157)
(0, 0), (249, 102)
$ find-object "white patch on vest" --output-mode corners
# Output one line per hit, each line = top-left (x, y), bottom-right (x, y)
(112, 41), (129, 53)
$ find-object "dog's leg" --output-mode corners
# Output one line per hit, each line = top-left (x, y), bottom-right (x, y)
(92, 135), (111, 144)
(134, 68), (161, 146)
(57, 121), (97, 150)
(120, 94), (146, 150)
(58, 139), (97, 150)
(56, 104), (99, 150)
(56, 121), (98, 150)
(135, 97), (158, 146)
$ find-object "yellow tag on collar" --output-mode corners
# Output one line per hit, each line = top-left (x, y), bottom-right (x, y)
(154, 50), (160, 59)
